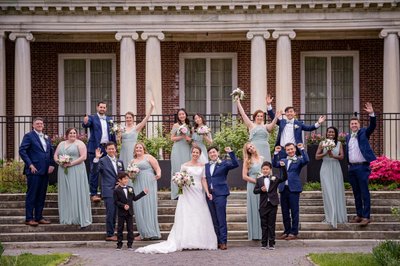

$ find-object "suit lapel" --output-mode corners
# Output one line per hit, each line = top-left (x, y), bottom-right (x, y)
(32, 131), (45, 152)
(105, 156), (117, 176)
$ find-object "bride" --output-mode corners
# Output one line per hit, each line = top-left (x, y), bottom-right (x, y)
(135, 146), (218, 254)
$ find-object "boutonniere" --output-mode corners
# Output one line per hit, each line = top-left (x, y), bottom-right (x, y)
(109, 119), (113, 124)
(117, 161), (122, 167)
(294, 124), (300, 129)
(44, 135), (49, 140)
(216, 158), (222, 165)
(128, 187), (133, 193)
(270, 176), (277, 181)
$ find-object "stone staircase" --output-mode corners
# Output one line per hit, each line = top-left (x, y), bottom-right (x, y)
(0, 191), (399, 248)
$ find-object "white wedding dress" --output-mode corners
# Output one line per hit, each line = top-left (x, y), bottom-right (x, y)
(135, 165), (218, 254)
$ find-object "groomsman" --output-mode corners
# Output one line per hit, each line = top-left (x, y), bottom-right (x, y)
(272, 143), (309, 240)
(205, 146), (239, 250)
(19, 117), (55, 226)
(346, 102), (376, 226)
(92, 142), (124, 241)
(82, 101), (116, 202)
(266, 96), (325, 158)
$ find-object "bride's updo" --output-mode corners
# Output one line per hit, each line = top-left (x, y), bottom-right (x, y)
(191, 145), (202, 154)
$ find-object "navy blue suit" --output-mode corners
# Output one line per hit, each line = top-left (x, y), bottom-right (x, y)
(19, 130), (55, 222)
(273, 149), (309, 236)
(205, 152), (239, 245)
(268, 109), (318, 157)
(82, 114), (116, 196)
(92, 156), (124, 237)
(346, 115), (376, 219)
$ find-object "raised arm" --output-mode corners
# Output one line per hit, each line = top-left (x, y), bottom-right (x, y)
(266, 109), (282, 132)
(364, 102), (376, 138)
(136, 99), (155, 132)
(225, 147), (239, 170)
(236, 99), (254, 129)
(82, 114), (92, 129)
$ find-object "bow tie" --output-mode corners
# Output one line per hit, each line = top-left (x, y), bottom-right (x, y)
(99, 116), (106, 120)
(286, 120), (294, 124)
(38, 133), (44, 137)
(122, 186), (127, 189)
(287, 156), (297, 161)
(351, 132), (358, 138)
(110, 157), (117, 162)
(210, 160), (218, 165)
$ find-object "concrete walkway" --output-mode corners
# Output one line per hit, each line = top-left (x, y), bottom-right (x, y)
(3, 244), (376, 266)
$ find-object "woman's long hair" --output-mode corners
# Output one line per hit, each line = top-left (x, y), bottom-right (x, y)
(133, 142), (149, 158)
(242, 142), (259, 168)
(326, 126), (339, 145)
(175, 108), (190, 126)
(193, 113), (207, 131)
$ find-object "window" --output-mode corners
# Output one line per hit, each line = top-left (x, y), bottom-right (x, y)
(301, 51), (359, 131)
(58, 54), (116, 130)
(179, 53), (237, 115)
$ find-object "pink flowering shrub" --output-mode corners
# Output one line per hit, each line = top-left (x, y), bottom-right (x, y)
(369, 156), (400, 183)
(51, 133), (88, 146)
(305, 132), (348, 145)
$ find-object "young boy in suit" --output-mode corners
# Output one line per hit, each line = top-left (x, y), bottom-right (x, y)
(272, 142), (309, 241)
(114, 172), (148, 250)
(254, 161), (287, 250)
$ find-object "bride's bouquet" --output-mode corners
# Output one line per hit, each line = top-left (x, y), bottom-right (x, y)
(196, 125), (210, 136)
(58, 154), (72, 175)
(127, 162), (140, 182)
(230, 87), (244, 102)
(110, 123), (125, 135)
(172, 171), (195, 195)
(177, 124), (189, 136)
(321, 139), (336, 151)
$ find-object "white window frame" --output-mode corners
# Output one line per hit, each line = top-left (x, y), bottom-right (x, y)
(58, 53), (117, 118)
(300, 51), (360, 117)
(179, 53), (238, 114)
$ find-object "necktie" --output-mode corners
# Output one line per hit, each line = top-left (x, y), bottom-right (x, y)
(351, 132), (357, 138)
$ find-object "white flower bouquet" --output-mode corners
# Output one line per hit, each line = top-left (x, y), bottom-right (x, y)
(110, 123), (126, 135)
(230, 88), (244, 102)
(127, 162), (140, 181)
(172, 171), (195, 195)
(58, 154), (72, 174)
(322, 139), (336, 151)
(177, 124), (189, 136)
(196, 125), (210, 136)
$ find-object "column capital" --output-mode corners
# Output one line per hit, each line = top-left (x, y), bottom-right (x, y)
(0, 31), (6, 38)
(141, 31), (165, 41)
(379, 29), (400, 38)
(9, 32), (34, 42)
(115, 31), (139, 41)
(246, 30), (270, 40)
(272, 30), (296, 40)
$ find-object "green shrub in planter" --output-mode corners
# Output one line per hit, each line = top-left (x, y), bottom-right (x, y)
(372, 240), (400, 266)
(303, 182), (321, 191)
(0, 241), (4, 257)
(0, 160), (26, 193)
(138, 127), (173, 160)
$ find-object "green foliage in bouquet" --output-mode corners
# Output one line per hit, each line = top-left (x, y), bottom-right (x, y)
(372, 240), (400, 266)
(213, 115), (248, 159)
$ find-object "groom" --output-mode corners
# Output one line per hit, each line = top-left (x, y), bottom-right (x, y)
(205, 146), (239, 250)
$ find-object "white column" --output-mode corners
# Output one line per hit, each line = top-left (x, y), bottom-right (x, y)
(9, 32), (34, 159)
(115, 32), (139, 116)
(272, 30), (296, 112)
(141, 31), (164, 140)
(380, 29), (400, 159)
(246, 31), (270, 113)
(0, 32), (6, 159)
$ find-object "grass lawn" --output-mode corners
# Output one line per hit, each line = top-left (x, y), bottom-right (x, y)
(308, 252), (379, 266)
(0, 252), (71, 266)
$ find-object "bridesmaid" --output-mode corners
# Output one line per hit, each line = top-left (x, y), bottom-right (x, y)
(54, 128), (92, 228)
(236, 96), (280, 163)
(315, 126), (347, 228)
(130, 142), (162, 240)
(170, 108), (191, 199)
(192, 113), (213, 164)
(119, 99), (155, 167)
(242, 142), (263, 240)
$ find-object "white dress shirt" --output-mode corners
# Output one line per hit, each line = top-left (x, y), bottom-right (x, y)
(98, 113), (109, 144)
(108, 155), (118, 174)
(122, 186), (128, 198)
(348, 134), (367, 163)
(34, 130), (47, 151)
(280, 121), (296, 147)
(264, 176), (270, 192)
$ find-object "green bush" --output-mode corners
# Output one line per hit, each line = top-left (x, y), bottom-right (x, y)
(0, 160), (26, 193)
(303, 182), (321, 191)
(369, 183), (385, 191)
(344, 182), (352, 190)
(138, 126), (173, 160)
(0, 241), (4, 257)
(213, 115), (248, 159)
(372, 240), (400, 266)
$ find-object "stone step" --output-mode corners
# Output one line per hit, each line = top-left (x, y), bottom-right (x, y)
(1, 198), (397, 209)
(1, 230), (399, 243)
(1, 191), (399, 201)
(0, 205), (394, 217)
(1, 222), (399, 234)
(0, 239), (387, 249)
